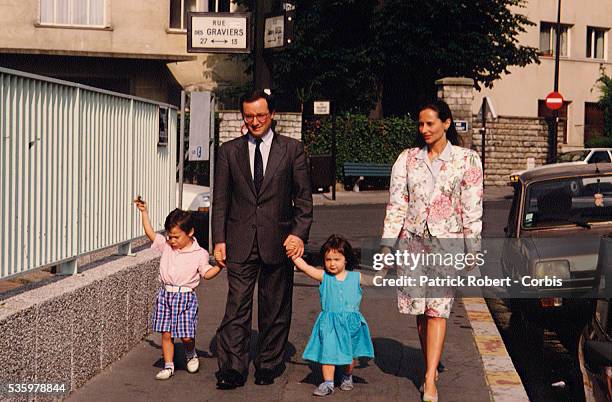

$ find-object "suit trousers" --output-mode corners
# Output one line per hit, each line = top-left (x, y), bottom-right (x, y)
(216, 236), (294, 375)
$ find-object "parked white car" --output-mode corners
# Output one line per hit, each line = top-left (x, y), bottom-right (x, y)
(556, 148), (612, 164)
(177, 183), (210, 211)
(176, 183), (211, 248)
(509, 148), (612, 185)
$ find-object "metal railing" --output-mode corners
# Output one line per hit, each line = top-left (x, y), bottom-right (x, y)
(1, 67), (177, 278)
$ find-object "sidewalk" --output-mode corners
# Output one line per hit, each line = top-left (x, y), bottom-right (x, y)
(313, 186), (512, 206)
(67, 194), (519, 401)
(68, 270), (491, 402)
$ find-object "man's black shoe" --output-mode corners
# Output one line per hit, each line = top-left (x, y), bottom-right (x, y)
(216, 369), (244, 390)
(254, 368), (275, 385)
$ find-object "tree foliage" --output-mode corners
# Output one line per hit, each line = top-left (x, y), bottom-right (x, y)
(246, 0), (381, 113)
(373, 0), (539, 115)
(235, 0), (539, 116)
(597, 68), (612, 137)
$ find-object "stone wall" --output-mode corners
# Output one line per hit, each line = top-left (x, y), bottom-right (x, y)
(436, 77), (475, 148)
(218, 111), (302, 143)
(472, 116), (564, 186)
(0, 249), (160, 399)
(435, 76), (566, 186)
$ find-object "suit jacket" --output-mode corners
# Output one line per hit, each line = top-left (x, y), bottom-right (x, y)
(212, 132), (313, 264)
(382, 144), (483, 250)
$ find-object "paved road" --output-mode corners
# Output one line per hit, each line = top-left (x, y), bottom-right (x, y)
(482, 198), (588, 402)
(69, 203), (491, 402)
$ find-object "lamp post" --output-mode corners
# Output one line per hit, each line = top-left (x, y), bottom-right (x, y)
(254, 0), (273, 88)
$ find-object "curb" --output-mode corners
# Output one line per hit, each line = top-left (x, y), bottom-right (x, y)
(462, 297), (530, 402)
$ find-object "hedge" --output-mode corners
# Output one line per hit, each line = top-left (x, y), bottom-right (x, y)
(302, 113), (417, 179)
(585, 136), (612, 148)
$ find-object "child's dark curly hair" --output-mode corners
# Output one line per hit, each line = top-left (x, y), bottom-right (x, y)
(320, 234), (358, 271)
(164, 208), (194, 234)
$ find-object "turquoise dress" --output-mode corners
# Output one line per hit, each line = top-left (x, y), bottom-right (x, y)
(302, 271), (375, 365)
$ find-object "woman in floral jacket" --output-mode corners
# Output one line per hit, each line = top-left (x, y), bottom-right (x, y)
(380, 99), (483, 402)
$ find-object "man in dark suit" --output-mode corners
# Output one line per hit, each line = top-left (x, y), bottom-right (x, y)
(212, 90), (313, 389)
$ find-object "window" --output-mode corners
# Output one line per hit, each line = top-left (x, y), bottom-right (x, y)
(557, 150), (590, 163)
(40, 0), (105, 26)
(589, 151), (611, 164)
(587, 26), (607, 59)
(208, 0), (230, 12)
(538, 99), (570, 143)
(169, 0), (230, 30)
(523, 176), (612, 229)
(539, 22), (570, 57)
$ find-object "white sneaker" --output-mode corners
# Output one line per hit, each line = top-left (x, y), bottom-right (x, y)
(313, 382), (334, 397)
(155, 367), (174, 380)
(186, 355), (199, 373)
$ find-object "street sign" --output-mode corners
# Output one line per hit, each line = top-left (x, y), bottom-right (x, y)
(545, 91), (564, 111)
(264, 15), (284, 49)
(314, 101), (331, 115)
(187, 12), (251, 54)
(455, 120), (468, 132)
(282, 2), (296, 11)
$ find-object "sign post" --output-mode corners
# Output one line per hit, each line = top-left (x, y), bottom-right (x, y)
(547, 0), (562, 164)
(314, 101), (335, 200)
(478, 96), (496, 187)
(480, 98), (486, 184)
(178, 91), (186, 209)
(188, 92), (212, 161)
(545, 91), (564, 164)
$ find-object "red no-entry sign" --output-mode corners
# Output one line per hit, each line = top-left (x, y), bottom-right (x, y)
(545, 91), (564, 111)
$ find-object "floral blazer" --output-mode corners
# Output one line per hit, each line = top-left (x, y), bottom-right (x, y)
(381, 144), (483, 250)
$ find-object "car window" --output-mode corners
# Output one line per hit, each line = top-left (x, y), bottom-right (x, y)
(557, 150), (590, 163)
(522, 175), (612, 229)
(589, 151), (611, 163)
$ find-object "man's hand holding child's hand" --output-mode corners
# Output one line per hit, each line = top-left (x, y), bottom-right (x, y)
(284, 235), (304, 259)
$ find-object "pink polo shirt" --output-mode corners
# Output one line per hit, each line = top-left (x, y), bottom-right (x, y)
(151, 233), (212, 289)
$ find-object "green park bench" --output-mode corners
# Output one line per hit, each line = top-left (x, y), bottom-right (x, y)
(343, 162), (392, 191)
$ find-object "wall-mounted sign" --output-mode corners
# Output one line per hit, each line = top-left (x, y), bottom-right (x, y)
(264, 15), (285, 49)
(455, 120), (468, 132)
(187, 12), (251, 54)
(264, 13), (294, 50)
(282, 2), (296, 11)
(158, 107), (168, 146)
(314, 101), (331, 115)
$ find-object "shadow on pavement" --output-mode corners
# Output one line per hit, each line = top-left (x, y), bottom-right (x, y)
(373, 337), (423, 389)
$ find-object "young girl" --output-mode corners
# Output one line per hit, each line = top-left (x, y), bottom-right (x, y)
(134, 197), (223, 380)
(290, 234), (375, 397)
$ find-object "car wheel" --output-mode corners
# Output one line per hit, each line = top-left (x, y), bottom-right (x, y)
(577, 327), (595, 402)
(510, 301), (544, 363)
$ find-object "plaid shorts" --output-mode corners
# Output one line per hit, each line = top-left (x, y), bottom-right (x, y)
(151, 287), (199, 338)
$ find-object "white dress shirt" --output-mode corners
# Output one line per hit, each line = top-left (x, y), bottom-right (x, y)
(415, 140), (453, 197)
(247, 129), (273, 179)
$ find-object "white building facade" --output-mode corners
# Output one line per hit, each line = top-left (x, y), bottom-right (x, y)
(473, 0), (612, 147)
(0, 0), (248, 106)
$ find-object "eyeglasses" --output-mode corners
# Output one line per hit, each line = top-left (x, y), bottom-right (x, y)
(243, 113), (270, 123)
